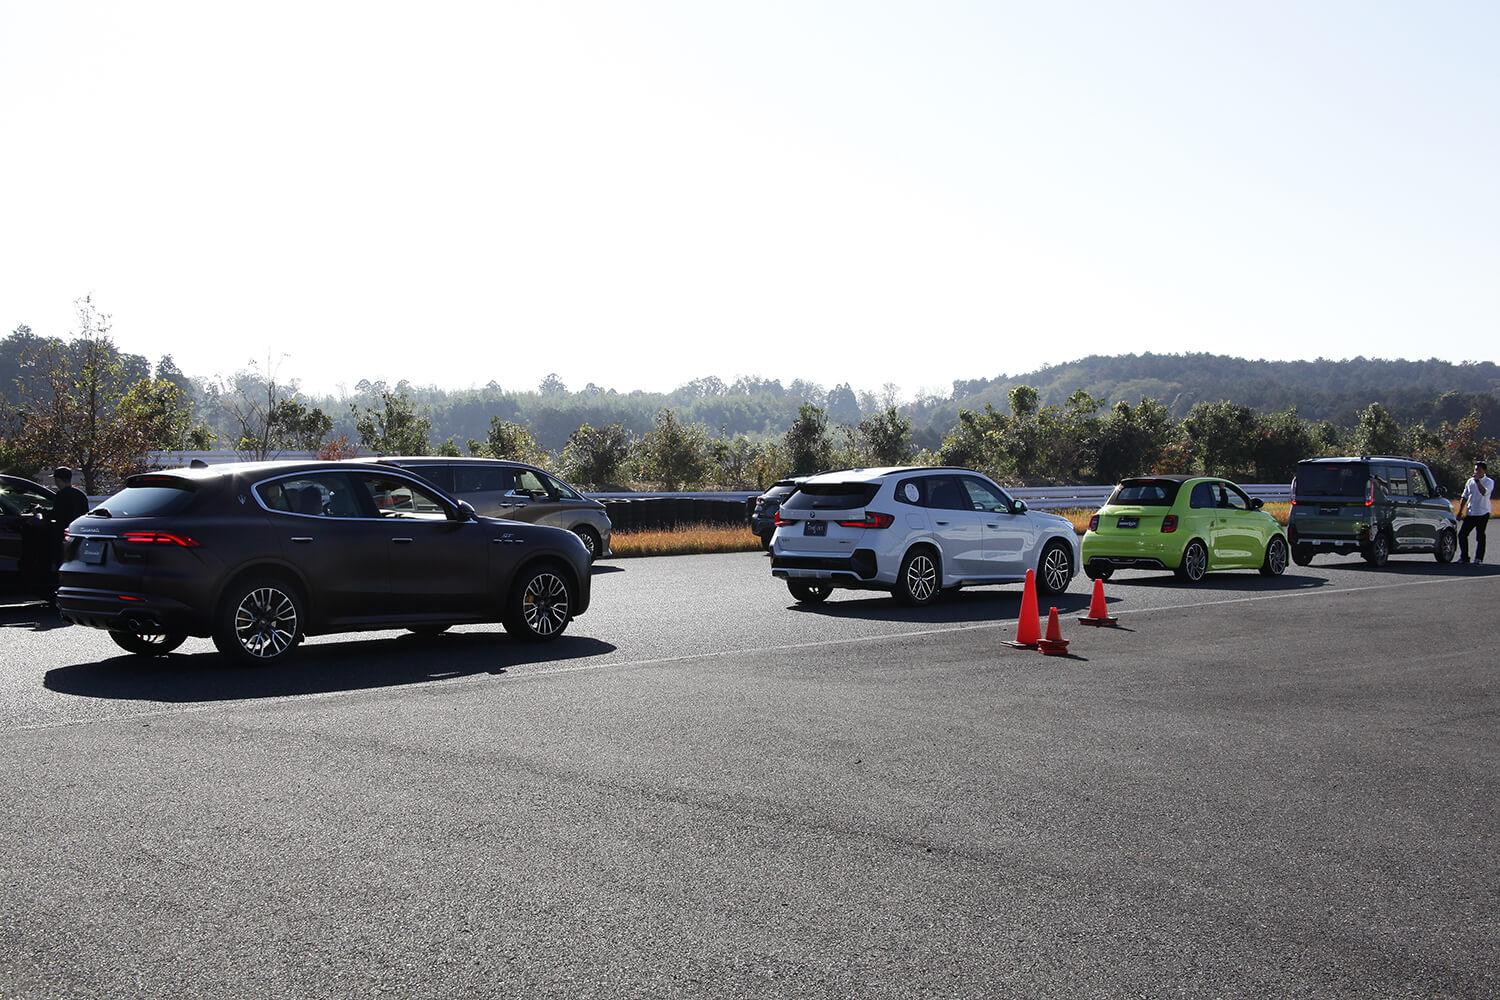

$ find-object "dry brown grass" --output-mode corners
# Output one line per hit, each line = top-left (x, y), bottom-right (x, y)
(610, 523), (764, 558)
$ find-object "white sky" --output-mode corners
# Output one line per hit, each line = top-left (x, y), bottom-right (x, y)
(2, 2), (1496, 401)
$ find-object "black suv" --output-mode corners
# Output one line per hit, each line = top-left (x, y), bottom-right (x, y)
(748, 478), (805, 550)
(1288, 456), (1458, 566)
(57, 461), (592, 664)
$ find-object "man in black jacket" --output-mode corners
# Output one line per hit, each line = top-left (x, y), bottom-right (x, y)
(38, 467), (90, 601)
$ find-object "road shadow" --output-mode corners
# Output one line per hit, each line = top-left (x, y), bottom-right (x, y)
(43, 630), (618, 703)
(0, 598), (70, 632)
(789, 586), (1093, 624)
(1098, 572), (1327, 593)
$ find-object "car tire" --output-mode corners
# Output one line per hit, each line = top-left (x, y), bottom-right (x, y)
(1174, 539), (1209, 583)
(503, 563), (574, 641)
(109, 630), (187, 656)
(1435, 529), (1457, 564)
(1292, 543), (1315, 566)
(213, 578), (304, 667)
(572, 525), (602, 562)
(1038, 540), (1073, 595)
(1083, 565), (1113, 581)
(787, 580), (832, 604)
(894, 547), (940, 606)
(1260, 535), (1289, 577)
(1363, 530), (1390, 567)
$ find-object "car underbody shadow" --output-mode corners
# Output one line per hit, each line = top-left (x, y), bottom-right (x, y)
(43, 631), (617, 703)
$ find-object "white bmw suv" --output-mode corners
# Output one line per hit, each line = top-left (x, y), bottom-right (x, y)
(770, 467), (1079, 605)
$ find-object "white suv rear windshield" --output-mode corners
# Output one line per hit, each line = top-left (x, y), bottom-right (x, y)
(783, 483), (881, 510)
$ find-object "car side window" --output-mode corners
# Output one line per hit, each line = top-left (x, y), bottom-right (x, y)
(894, 478), (926, 506)
(512, 470), (551, 497)
(1222, 484), (1251, 511)
(1381, 466), (1410, 497)
(355, 473), (450, 520)
(259, 473), (365, 518)
(959, 476), (1010, 513)
(454, 465), (513, 494)
(924, 476), (969, 511)
(543, 472), (582, 500)
(0, 482), (53, 516)
(1189, 482), (1216, 509)
(1410, 468), (1434, 498)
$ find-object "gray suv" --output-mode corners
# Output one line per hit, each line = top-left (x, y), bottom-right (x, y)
(1288, 456), (1457, 566)
(359, 457), (612, 561)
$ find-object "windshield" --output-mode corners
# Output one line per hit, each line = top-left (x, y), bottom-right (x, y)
(783, 483), (881, 511)
(1294, 464), (1369, 498)
(1107, 480), (1182, 506)
(91, 484), (199, 518)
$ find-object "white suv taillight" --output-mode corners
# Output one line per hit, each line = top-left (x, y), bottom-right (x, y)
(836, 511), (895, 529)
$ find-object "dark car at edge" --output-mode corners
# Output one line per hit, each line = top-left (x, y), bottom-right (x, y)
(56, 461), (592, 665)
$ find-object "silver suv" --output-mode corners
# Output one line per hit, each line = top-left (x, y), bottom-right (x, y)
(770, 466), (1079, 605)
(359, 457), (612, 561)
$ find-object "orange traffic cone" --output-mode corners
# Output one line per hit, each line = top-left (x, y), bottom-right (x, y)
(1079, 578), (1118, 626)
(1005, 570), (1041, 648)
(1038, 606), (1070, 656)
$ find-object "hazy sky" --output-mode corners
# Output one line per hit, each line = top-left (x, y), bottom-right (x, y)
(3, 2), (1495, 401)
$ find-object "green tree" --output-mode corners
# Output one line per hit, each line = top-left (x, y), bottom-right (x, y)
(480, 419), (546, 465)
(1093, 397), (1177, 482)
(560, 422), (632, 488)
(859, 406), (913, 466)
(352, 389), (432, 455)
(784, 404), (833, 474)
(270, 398), (334, 452)
(1251, 407), (1321, 481)
(939, 404), (1008, 476)
(1351, 402), (1405, 457)
(8, 297), (176, 493)
(1182, 400), (1258, 477)
(636, 408), (708, 490)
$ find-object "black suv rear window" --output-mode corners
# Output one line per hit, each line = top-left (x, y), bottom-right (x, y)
(783, 483), (881, 510)
(1294, 463), (1369, 498)
(1107, 480), (1181, 506)
(92, 483), (200, 518)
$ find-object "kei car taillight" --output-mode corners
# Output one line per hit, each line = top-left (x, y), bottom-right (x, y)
(1365, 480), (1375, 506)
(120, 531), (201, 547)
(1161, 515), (1178, 533)
(837, 511), (895, 529)
(1088, 514), (1100, 532)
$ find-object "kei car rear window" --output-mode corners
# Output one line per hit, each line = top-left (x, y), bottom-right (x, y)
(783, 483), (881, 510)
(1107, 480), (1181, 506)
(1294, 464), (1369, 498)
(92, 484), (198, 518)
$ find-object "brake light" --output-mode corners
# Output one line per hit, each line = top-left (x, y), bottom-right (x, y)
(774, 509), (789, 527)
(1365, 480), (1375, 507)
(120, 531), (200, 548)
(1161, 515), (1178, 533)
(1289, 476), (1297, 505)
(836, 511), (895, 529)
(1088, 514), (1100, 532)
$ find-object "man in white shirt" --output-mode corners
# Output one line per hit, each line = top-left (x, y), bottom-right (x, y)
(1456, 460), (1493, 563)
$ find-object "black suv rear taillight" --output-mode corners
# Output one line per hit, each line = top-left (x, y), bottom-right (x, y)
(120, 531), (201, 548)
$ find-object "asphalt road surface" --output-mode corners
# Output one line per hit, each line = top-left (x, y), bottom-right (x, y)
(2, 551), (1497, 999)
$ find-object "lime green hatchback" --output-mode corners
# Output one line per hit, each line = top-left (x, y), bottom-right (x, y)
(1081, 476), (1290, 583)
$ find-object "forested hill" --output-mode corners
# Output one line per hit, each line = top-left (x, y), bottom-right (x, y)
(948, 354), (1500, 425)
